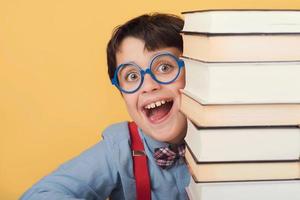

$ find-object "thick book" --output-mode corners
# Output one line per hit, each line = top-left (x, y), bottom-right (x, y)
(185, 146), (300, 182)
(182, 9), (300, 34)
(182, 33), (300, 62)
(185, 120), (300, 162)
(183, 57), (300, 104)
(185, 186), (195, 200)
(180, 90), (300, 127)
(186, 177), (300, 200)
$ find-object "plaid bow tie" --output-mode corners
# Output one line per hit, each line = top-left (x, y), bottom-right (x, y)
(154, 142), (186, 169)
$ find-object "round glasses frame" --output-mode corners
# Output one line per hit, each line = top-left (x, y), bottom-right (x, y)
(111, 52), (185, 94)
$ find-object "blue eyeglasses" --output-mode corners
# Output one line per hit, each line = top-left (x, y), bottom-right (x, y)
(111, 52), (185, 94)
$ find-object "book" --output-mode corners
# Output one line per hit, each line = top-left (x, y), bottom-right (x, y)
(180, 90), (300, 127)
(186, 177), (300, 200)
(185, 185), (197, 200)
(185, 146), (300, 182)
(182, 9), (300, 34)
(185, 120), (300, 162)
(183, 57), (300, 104)
(182, 33), (300, 62)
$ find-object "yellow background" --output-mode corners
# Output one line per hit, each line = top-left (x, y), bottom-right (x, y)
(1, 0), (300, 199)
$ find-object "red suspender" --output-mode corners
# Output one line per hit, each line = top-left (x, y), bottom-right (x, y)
(128, 121), (151, 200)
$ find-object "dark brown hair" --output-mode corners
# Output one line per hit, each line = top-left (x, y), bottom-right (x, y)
(106, 13), (184, 81)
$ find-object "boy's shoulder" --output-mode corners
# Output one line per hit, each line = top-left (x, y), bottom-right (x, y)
(102, 121), (131, 144)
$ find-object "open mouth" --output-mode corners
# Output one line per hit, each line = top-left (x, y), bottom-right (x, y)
(143, 99), (174, 123)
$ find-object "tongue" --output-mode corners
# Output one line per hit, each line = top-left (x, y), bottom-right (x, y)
(148, 102), (172, 122)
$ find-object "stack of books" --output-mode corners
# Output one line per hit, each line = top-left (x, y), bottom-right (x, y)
(180, 10), (300, 200)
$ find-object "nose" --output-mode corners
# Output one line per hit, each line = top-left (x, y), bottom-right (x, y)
(140, 73), (161, 93)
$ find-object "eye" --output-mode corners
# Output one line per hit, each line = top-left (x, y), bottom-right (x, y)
(125, 71), (140, 82)
(157, 63), (174, 74)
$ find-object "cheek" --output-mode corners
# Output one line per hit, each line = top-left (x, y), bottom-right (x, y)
(123, 94), (139, 113)
(164, 82), (184, 97)
(179, 68), (186, 87)
(173, 72), (186, 90)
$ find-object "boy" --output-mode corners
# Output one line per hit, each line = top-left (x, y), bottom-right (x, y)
(21, 13), (190, 200)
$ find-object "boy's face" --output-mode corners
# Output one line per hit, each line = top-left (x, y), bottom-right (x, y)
(116, 37), (187, 144)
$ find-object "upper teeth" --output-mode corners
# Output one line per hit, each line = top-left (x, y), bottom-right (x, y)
(145, 100), (170, 109)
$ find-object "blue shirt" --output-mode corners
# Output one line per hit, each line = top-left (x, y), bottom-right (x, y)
(20, 121), (190, 200)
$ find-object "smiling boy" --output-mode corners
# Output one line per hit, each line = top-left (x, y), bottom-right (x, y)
(114, 37), (186, 144)
(21, 13), (190, 200)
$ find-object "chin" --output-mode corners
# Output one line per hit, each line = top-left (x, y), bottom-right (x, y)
(147, 112), (187, 144)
